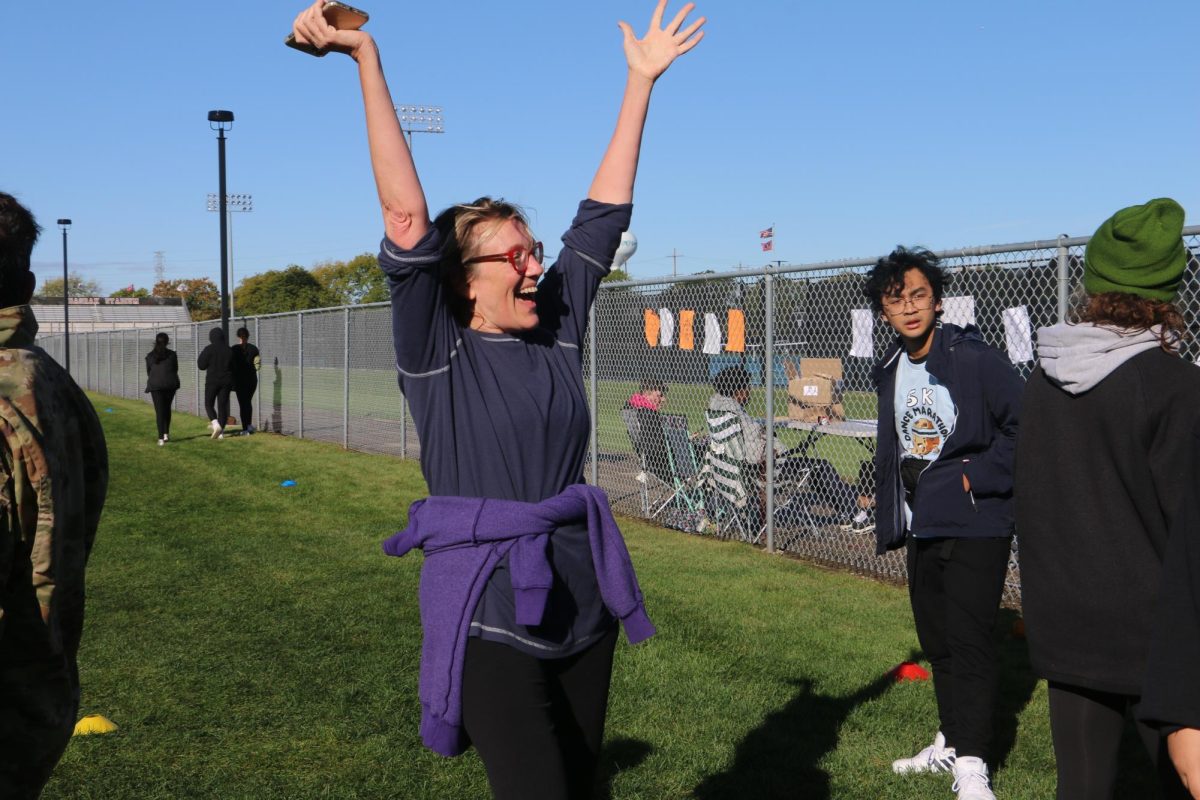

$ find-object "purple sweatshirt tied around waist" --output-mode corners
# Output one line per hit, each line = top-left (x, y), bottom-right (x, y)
(382, 483), (656, 757)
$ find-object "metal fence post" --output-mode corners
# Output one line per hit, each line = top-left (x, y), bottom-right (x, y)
(254, 316), (261, 429)
(171, 325), (178, 411)
(401, 395), (409, 459)
(1056, 234), (1070, 323)
(343, 307), (350, 449)
(589, 303), (599, 487)
(298, 311), (304, 439)
(764, 272), (776, 553)
(194, 323), (200, 414)
(121, 329), (126, 398)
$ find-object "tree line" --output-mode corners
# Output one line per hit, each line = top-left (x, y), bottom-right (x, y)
(38, 254), (389, 322)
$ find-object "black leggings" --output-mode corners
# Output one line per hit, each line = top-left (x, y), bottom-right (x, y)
(150, 389), (175, 438)
(234, 380), (256, 430)
(462, 628), (617, 800)
(1047, 682), (1189, 800)
(204, 385), (231, 428)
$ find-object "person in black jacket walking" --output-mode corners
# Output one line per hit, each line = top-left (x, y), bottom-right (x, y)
(230, 326), (260, 435)
(864, 246), (1022, 800)
(1016, 198), (1198, 800)
(197, 327), (234, 440)
(144, 332), (180, 446)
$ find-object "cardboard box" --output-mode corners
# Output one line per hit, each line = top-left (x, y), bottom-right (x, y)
(785, 358), (845, 421)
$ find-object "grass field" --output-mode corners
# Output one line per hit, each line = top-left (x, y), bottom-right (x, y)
(45, 394), (1161, 799)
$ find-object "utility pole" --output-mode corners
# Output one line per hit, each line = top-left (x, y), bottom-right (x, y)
(672, 248), (678, 277)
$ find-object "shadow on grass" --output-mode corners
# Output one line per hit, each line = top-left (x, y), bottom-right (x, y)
(692, 669), (897, 800)
(595, 737), (654, 800)
(993, 608), (1038, 770)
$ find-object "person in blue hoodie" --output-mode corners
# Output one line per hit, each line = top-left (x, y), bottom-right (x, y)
(864, 246), (1022, 800)
(289, 2), (702, 798)
(1016, 198), (1198, 800)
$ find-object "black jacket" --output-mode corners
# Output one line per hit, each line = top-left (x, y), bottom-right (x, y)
(144, 348), (180, 392)
(871, 322), (1022, 555)
(231, 342), (260, 387)
(197, 328), (234, 388)
(1016, 347), (1200, 695)
(1139, 419), (1200, 730)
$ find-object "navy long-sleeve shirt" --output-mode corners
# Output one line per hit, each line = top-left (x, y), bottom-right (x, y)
(377, 199), (632, 657)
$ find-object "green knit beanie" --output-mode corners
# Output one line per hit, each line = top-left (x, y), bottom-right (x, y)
(1083, 198), (1187, 302)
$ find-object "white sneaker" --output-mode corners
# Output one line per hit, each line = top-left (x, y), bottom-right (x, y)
(163, 433), (169, 442)
(158, 437), (164, 447)
(952, 756), (995, 800)
(210, 419), (221, 439)
(892, 731), (956, 774)
(218, 433), (224, 440)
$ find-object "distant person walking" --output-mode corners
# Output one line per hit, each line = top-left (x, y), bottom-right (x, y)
(144, 332), (180, 446)
(231, 326), (260, 435)
(0, 192), (108, 798)
(197, 327), (233, 440)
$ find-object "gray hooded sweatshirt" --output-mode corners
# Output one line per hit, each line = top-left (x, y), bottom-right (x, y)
(1035, 322), (1163, 395)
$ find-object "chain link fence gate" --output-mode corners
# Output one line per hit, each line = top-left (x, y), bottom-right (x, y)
(38, 228), (1200, 608)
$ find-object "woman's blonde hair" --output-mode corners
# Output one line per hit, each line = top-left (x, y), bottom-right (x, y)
(433, 197), (532, 325)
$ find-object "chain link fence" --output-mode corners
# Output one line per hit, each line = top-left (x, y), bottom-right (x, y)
(40, 228), (1200, 608)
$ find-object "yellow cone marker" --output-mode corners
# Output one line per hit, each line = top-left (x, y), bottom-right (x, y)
(73, 715), (118, 736)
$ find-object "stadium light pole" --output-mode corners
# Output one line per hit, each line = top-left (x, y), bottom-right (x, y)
(207, 193), (252, 320)
(57, 219), (71, 373)
(395, 105), (444, 153)
(208, 109), (234, 339)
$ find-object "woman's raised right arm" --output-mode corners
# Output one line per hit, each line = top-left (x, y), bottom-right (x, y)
(292, 1), (429, 247)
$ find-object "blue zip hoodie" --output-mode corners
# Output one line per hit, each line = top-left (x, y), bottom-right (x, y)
(871, 322), (1023, 554)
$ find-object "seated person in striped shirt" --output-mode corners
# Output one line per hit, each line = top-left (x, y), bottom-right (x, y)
(705, 366), (869, 529)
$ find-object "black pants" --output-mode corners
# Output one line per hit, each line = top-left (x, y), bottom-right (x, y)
(907, 535), (1012, 761)
(204, 384), (231, 427)
(234, 380), (256, 430)
(462, 628), (617, 800)
(1047, 682), (1189, 800)
(0, 603), (77, 800)
(149, 389), (175, 438)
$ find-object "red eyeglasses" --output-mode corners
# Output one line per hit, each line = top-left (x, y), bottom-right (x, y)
(463, 241), (544, 275)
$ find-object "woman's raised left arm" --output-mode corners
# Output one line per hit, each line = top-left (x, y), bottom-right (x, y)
(587, 0), (705, 204)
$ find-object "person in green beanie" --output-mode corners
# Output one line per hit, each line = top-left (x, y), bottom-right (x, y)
(1015, 197), (1199, 800)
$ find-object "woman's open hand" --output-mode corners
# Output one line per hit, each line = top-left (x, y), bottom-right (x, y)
(292, 0), (372, 60)
(619, 0), (706, 83)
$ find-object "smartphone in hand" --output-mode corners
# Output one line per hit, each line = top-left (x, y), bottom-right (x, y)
(285, 1), (369, 57)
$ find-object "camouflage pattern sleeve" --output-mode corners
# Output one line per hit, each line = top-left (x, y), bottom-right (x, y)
(0, 305), (108, 659)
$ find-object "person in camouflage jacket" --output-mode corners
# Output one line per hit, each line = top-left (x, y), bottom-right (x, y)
(0, 193), (108, 799)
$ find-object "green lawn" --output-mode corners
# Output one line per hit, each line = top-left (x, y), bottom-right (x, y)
(46, 394), (1160, 799)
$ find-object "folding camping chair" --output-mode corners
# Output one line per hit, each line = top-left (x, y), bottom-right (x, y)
(653, 414), (707, 530)
(620, 406), (673, 516)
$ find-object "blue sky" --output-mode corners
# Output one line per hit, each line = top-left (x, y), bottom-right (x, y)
(6, 1), (1197, 294)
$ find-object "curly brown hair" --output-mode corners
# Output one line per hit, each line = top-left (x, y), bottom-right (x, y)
(1075, 291), (1187, 352)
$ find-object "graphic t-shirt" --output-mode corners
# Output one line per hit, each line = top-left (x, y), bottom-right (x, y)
(894, 353), (958, 529)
